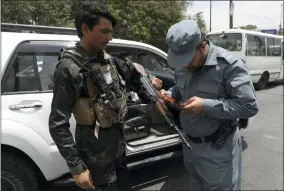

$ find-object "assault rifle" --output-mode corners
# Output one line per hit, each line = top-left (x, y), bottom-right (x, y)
(130, 61), (192, 149)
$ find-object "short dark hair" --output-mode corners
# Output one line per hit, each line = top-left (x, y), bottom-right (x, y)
(74, 1), (116, 39)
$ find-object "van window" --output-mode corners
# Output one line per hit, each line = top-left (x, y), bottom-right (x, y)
(206, 33), (242, 51)
(281, 41), (284, 60)
(246, 35), (266, 56)
(267, 38), (281, 56)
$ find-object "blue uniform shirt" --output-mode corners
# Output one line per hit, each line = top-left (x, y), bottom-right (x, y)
(167, 41), (259, 137)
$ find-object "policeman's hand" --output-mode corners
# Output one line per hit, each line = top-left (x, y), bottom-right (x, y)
(151, 77), (163, 90)
(183, 96), (204, 114)
(73, 169), (96, 191)
(159, 89), (167, 97)
(158, 89), (172, 102)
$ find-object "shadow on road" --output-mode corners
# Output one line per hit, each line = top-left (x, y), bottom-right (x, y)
(130, 136), (249, 191)
(130, 158), (188, 190)
(42, 137), (250, 191)
(241, 135), (248, 151)
(254, 81), (284, 91)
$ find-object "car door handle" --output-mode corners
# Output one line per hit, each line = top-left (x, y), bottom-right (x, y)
(9, 101), (43, 110)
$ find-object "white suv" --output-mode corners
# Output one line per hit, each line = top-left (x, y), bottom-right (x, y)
(1, 24), (182, 191)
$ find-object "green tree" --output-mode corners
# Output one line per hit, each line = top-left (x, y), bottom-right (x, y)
(238, 24), (258, 31)
(2, 0), (190, 51)
(1, 0), (73, 26)
(70, 0), (190, 51)
(1, 0), (31, 24)
(187, 11), (207, 34)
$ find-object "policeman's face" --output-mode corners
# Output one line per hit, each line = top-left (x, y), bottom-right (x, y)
(186, 42), (208, 71)
(82, 17), (113, 51)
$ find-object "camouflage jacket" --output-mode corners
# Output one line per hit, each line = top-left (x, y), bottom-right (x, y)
(48, 43), (142, 175)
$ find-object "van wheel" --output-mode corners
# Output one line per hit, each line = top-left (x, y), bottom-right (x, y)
(255, 73), (268, 90)
(1, 152), (39, 191)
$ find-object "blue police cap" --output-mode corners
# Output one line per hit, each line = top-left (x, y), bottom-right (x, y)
(166, 20), (202, 69)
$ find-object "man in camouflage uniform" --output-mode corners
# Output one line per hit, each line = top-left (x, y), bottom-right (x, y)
(49, 2), (162, 191)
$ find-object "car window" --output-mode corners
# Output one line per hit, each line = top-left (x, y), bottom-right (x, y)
(3, 54), (40, 93)
(128, 53), (171, 73)
(106, 46), (172, 73)
(2, 41), (75, 94)
(35, 53), (59, 90)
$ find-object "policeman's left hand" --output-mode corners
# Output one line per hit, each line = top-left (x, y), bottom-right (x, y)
(151, 77), (163, 90)
(183, 96), (204, 114)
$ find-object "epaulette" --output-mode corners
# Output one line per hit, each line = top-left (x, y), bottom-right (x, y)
(215, 47), (238, 65)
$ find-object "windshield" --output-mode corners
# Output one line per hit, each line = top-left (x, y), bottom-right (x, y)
(206, 33), (242, 51)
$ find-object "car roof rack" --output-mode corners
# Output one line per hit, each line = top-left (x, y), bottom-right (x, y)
(1, 23), (77, 35)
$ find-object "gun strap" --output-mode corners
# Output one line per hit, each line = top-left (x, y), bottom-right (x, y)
(59, 50), (98, 100)
(90, 67), (116, 102)
(108, 58), (125, 96)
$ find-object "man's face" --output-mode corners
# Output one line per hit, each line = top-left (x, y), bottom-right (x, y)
(185, 42), (207, 71)
(82, 17), (113, 51)
(185, 50), (203, 71)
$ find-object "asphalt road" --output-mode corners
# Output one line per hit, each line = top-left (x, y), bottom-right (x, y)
(42, 81), (283, 191)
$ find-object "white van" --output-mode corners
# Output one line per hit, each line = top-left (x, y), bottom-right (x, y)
(206, 29), (283, 90)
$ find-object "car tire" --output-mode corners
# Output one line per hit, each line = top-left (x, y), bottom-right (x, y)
(1, 152), (39, 191)
(255, 73), (268, 90)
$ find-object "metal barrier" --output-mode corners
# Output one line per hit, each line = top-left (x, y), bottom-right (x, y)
(1, 23), (77, 35)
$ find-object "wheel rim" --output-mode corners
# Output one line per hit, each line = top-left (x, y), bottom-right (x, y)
(1, 177), (17, 191)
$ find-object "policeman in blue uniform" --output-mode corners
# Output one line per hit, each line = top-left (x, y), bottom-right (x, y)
(164, 20), (259, 190)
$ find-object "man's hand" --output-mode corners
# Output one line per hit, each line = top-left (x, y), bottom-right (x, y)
(183, 96), (204, 115)
(158, 89), (182, 111)
(159, 89), (167, 97)
(73, 169), (96, 190)
(151, 77), (162, 90)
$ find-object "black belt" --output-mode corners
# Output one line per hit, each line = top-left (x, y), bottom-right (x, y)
(187, 123), (237, 144)
(88, 122), (122, 131)
(187, 133), (216, 144)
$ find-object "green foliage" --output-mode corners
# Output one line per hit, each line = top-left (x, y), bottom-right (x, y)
(1, 0), (192, 51)
(107, 1), (190, 50)
(187, 11), (207, 34)
(2, 0), (73, 27)
(237, 24), (258, 31)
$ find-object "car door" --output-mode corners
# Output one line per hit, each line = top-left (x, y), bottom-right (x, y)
(105, 44), (177, 136)
(1, 40), (77, 145)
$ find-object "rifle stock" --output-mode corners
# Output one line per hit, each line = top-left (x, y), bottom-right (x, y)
(131, 61), (192, 149)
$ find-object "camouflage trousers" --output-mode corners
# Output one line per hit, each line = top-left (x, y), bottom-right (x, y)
(75, 123), (130, 190)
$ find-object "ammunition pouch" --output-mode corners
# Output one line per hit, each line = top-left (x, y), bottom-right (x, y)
(72, 97), (96, 126)
(93, 90), (128, 128)
(59, 48), (128, 128)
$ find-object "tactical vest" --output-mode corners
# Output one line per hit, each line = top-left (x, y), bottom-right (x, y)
(59, 48), (128, 128)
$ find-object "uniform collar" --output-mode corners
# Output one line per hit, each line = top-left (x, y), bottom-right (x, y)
(75, 42), (101, 61)
(203, 41), (218, 66)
